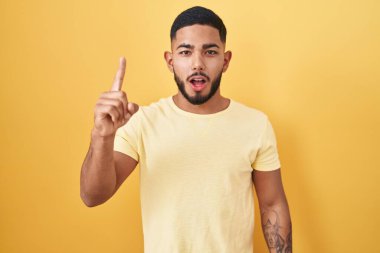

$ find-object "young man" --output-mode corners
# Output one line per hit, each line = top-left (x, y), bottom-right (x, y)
(81, 6), (292, 253)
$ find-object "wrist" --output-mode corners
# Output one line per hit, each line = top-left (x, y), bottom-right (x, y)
(91, 128), (115, 143)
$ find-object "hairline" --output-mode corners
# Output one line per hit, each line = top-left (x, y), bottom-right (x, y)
(170, 24), (226, 45)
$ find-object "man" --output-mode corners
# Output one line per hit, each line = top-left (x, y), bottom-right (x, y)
(80, 6), (292, 253)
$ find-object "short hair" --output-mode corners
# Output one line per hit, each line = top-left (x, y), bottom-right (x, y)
(170, 6), (227, 43)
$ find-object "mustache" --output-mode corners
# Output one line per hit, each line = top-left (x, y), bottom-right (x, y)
(187, 72), (210, 81)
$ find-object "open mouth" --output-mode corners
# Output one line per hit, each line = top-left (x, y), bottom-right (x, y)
(189, 76), (207, 85)
(190, 79), (206, 85)
(189, 78), (207, 91)
(187, 74), (209, 92)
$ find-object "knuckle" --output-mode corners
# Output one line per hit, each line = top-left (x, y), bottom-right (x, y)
(115, 100), (122, 108)
(116, 91), (125, 99)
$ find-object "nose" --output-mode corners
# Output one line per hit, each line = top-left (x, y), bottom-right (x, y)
(191, 53), (205, 71)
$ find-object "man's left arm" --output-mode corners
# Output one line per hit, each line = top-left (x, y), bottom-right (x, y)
(252, 168), (292, 253)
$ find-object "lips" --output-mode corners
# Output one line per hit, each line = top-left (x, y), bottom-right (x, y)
(188, 74), (209, 92)
(189, 75), (207, 84)
(188, 77), (205, 91)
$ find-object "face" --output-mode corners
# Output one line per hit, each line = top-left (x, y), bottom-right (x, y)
(164, 24), (232, 105)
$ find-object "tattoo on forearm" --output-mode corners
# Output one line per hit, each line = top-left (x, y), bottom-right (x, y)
(262, 210), (292, 253)
(285, 230), (292, 253)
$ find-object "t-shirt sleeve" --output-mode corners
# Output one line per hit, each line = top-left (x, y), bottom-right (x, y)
(252, 117), (281, 171)
(113, 111), (141, 162)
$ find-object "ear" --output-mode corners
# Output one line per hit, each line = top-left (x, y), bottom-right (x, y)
(164, 51), (174, 73)
(222, 51), (232, 73)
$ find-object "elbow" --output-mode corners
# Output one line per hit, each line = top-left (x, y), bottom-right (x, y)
(260, 195), (289, 211)
(81, 198), (100, 208)
(79, 178), (116, 207)
(80, 190), (106, 208)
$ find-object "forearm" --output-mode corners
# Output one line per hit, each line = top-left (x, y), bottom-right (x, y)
(80, 130), (117, 207)
(260, 200), (292, 253)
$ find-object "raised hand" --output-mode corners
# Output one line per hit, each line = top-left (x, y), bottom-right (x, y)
(93, 57), (139, 137)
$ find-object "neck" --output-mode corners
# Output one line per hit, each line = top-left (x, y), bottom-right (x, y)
(172, 90), (230, 115)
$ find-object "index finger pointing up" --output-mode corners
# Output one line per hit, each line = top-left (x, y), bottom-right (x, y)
(111, 57), (126, 91)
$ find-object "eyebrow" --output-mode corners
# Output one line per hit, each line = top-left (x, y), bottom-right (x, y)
(176, 43), (220, 50)
(202, 43), (219, 49)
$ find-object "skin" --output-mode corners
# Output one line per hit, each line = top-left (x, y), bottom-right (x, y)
(80, 57), (139, 207)
(253, 169), (292, 252)
(164, 24), (232, 114)
(80, 23), (292, 252)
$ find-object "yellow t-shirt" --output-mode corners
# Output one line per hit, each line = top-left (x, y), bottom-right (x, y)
(114, 96), (281, 253)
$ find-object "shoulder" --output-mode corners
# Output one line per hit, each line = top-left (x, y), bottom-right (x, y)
(116, 97), (171, 136)
(138, 97), (171, 116)
(128, 97), (173, 125)
(230, 99), (269, 123)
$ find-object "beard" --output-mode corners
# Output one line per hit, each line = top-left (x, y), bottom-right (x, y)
(174, 69), (223, 105)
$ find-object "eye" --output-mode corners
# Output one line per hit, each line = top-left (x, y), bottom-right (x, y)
(206, 50), (218, 55)
(179, 50), (191, 56)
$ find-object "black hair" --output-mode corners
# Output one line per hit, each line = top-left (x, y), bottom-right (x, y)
(170, 6), (227, 43)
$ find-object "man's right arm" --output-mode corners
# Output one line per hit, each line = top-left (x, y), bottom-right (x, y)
(80, 57), (139, 207)
(80, 132), (138, 207)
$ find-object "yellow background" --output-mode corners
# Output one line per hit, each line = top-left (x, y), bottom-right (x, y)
(1, 0), (379, 252)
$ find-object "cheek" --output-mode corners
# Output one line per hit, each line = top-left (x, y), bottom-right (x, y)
(173, 60), (191, 80)
(173, 56), (190, 67)
(172, 59), (189, 73)
(208, 57), (225, 70)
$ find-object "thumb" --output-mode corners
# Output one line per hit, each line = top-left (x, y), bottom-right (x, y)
(127, 102), (139, 115)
